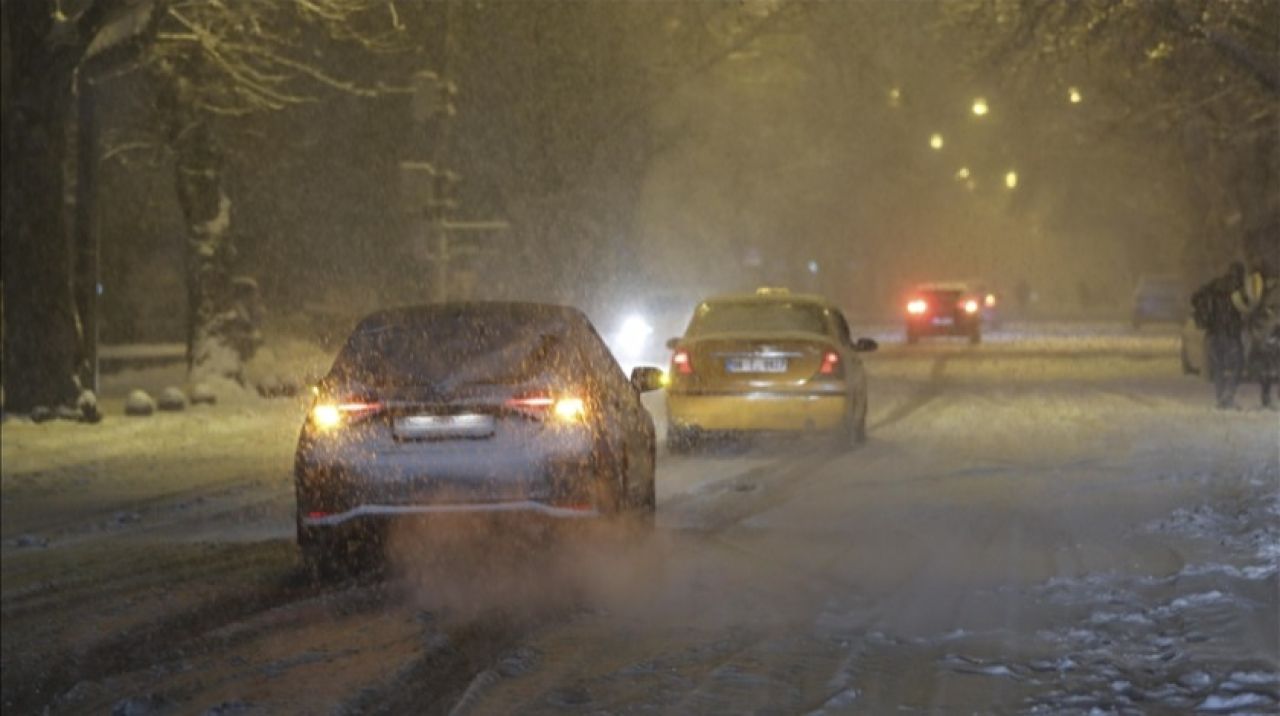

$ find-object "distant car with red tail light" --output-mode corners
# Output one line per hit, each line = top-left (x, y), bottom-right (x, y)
(904, 282), (984, 344)
(664, 288), (877, 452)
(294, 302), (663, 576)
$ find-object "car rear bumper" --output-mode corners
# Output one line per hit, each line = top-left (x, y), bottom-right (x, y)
(300, 500), (601, 527)
(667, 391), (846, 431)
(295, 428), (599, 516)
(907, 317), (979, 335)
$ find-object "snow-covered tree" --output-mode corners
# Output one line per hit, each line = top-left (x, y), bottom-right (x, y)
(143, 0), (409, 384)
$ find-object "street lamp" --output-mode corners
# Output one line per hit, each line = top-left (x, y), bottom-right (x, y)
(955, 167), (970, 180)
(888, 87), (902, 107)
(1005, 171), (1018, 189)
(972, 97), (989, 116)
(1068, 87), (1083, 104)
(929, 133), (944, 150)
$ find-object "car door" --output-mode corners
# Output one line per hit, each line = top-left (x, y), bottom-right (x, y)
(830, 308), (866, 409)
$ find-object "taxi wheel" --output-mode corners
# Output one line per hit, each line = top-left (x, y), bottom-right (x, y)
(839, 399), (867, 448)
(853, 400), (868, 444)
(667, 426), (698, 454)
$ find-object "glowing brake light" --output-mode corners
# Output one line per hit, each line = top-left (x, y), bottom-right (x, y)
(506, 395), (587, 423)
(963, 299), (979, 314)
(819, 350), (841, 375)
(505, 396), (554, 408)
(907, 299), (928, 315)
(672, 348), (693, 374)
(552, 397), (586, 422)
(311, 401), (382, 430)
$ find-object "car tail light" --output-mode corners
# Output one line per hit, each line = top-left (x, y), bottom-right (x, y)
(819, 350), (842, 375)
(506, 394), (587, 423)
(907, 299), (927, 315)
(963, 299), (979, 314)
(310, 400), (382, 430)
(672, 348), (693, 375)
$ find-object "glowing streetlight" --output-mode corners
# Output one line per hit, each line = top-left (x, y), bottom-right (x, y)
(955, 167), (970, 180)
(971, 97), (989, 116)
(1005, 171), (1018, 189)
(929, 133), (944, 150)
(888, 87), (901, 107)
(1068, 87), (1082, 104)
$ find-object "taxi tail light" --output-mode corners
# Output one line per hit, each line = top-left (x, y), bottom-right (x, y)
(963, 299), (980, 314)
(818, 350), (844, 378)
(672, 348), (693, 375)
(907, 299), (928, 315)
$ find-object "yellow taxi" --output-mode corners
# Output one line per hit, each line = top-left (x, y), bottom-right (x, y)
(664, 288), (878, 451)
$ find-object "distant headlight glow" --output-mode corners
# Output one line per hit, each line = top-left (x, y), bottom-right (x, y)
(615, 314), (654, 357)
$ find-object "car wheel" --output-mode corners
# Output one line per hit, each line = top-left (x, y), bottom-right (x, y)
(298, 525), (346, 581)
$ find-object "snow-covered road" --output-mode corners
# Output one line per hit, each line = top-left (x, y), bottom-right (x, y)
(2, 326), (1277, 714)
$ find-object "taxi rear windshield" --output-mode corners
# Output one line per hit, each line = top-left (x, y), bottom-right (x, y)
(686, 301), (827, 336)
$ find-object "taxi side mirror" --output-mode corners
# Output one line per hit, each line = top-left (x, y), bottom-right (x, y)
(853, 337), (878, 353)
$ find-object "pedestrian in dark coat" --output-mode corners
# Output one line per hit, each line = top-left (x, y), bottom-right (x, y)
(1191, 262), (1247, 409)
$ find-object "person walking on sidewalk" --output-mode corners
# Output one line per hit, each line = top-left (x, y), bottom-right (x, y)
(1192, 262), (1247, 409)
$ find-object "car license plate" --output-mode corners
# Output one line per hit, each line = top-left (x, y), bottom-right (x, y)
(394, 413), (494, 440)
(932, 316), (954, 326)
(725, 356), (788, 373)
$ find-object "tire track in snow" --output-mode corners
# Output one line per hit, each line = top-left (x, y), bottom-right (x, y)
(869, 354), (951, 432)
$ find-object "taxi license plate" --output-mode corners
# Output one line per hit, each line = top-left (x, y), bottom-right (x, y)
(725, 356), (788, 373)
(394, 413), (494, 440)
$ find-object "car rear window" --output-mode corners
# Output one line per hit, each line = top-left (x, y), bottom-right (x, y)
(330, 308), (584, 388)
(686, 301), (828, 336)
(921, 290), (964, 303)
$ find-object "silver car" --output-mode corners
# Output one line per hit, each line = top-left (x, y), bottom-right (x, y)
(294, 303), (662, 575)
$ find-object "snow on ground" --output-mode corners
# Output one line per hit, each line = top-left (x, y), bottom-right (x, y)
(1, 323), (1277, 714)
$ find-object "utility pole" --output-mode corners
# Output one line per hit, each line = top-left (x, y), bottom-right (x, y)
(402, 2), (507, 303)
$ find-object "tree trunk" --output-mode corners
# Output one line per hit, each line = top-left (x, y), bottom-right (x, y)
(1, 46), (84, 413)
(171, 119), (255, 385)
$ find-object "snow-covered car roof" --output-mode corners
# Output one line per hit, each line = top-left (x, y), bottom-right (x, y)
(700, 291), (832, 306)
(353, 302), (586, 333)
(914, 281), (975, 293)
